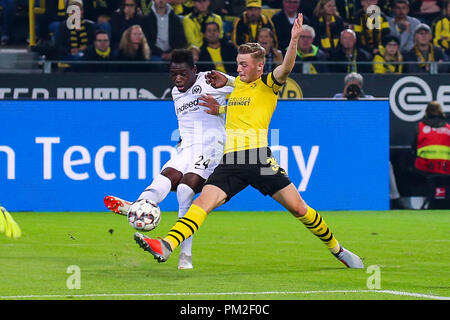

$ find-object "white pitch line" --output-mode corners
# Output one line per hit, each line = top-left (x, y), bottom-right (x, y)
(0, 290), (449, 300)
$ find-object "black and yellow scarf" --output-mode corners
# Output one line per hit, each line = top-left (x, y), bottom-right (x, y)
(96, 47), (111, 58)
(70, 21), (89, 50)
(318, 15), (340, 50)
(414, 44), (435, 71)
(346, 49), (358, 73)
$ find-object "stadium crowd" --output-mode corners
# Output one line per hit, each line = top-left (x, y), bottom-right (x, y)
(0, 0), (449, 73)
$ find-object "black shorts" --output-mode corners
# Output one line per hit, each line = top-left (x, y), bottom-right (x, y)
(205, 147), (292, 202)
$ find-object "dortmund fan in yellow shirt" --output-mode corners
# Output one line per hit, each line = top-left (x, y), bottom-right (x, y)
(134, 13), (364, 270)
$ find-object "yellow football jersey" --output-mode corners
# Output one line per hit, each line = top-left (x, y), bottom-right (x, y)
(224, 72), (283, 154)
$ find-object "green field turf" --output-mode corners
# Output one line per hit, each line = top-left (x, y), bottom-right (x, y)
(0, 210), (449, 300)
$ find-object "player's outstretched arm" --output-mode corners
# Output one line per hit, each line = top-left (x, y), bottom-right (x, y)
(205, 70), (235, 89)
(0, 206), (22, 239)
(273, 13), (303, 84)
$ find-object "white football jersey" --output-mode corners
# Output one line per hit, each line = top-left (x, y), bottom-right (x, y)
(172, 72), (234, 148)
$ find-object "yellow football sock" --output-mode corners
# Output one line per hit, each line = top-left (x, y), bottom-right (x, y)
(298, 206), (340, 254)
(164, 204), (207, 250)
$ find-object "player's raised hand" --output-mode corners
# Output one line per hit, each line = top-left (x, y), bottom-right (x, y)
(199, 94), (220, 115)
(0, 206), (22, 239)
(205, 70), (228, 88)
(291, 13), (303, 40)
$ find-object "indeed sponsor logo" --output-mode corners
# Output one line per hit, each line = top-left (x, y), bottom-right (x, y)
(176, 98), (199, 115)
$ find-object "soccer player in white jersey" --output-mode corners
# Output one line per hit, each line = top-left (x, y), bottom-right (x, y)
(104, 49), (234, 269)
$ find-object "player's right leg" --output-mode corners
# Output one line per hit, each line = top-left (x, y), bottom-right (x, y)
(104, 196), (132, 216)
(138, 167), (182, 203)
(104, 167), (182, 215)
(176, 183), (195, 269)
(175, 173), (206, 269)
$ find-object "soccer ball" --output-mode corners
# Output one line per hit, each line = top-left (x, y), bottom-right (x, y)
(127, 199), (161, 231)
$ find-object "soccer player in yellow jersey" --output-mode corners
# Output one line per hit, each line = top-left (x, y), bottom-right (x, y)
(134, 13), (364, 268)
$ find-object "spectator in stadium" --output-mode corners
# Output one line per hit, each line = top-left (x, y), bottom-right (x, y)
(109, 0), (148, 49)
(410, 0), (444, 25)
(54, 0), (97, 60)
(231, 0), (278, 48)
(414, 101), (450, 176)
(257, 27), (284, 73)
(198, 21), (238, 73)
(116, 24), (152, 71)
(183, 0), (224, 49)
(197, 22), (237, 73)
(335, 0), (360, 27)
(271, 0), (308, 55)
(329, 29), (373, 73)
(373, 35), (404, 73)
(0, 0), (28, 45)
(77, 30), (116, 72)
(403, 23), (449, 72)
(145, 0), (187, 65)
(293, 24), (329, 73)
(432, 0), (449, 55)
(388, 0), (422, 52)
(333, 72), (374, 98)
(353, 0), (391, 55)
(311, 0), (345, 56)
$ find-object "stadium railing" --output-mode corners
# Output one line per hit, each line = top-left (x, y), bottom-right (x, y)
(38, 60), (450, 74)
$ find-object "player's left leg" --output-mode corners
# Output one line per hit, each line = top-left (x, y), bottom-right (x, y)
(134, 184), (226, 263)
(271, 184), (364, 268)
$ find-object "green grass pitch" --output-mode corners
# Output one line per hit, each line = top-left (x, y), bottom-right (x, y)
(0, 210), (449, 300)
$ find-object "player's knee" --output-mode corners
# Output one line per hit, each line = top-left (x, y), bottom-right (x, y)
(180, 173), (205, 194)
(161, 168), (183, 191)
(291, 202), (308, 218)
(192, 186), (226, 213)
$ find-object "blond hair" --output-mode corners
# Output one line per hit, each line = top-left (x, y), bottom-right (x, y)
(238, 42), (266, 61)
(118, 25), (151, 60)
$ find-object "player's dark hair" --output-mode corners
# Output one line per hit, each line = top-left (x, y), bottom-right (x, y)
(171, 49), (195, 68)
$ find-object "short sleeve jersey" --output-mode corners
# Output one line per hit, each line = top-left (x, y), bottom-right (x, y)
(172, 72), (234, 148)
(224, 72), (283, 154)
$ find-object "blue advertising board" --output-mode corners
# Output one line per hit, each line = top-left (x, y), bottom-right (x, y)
(0, 100), (389, 211)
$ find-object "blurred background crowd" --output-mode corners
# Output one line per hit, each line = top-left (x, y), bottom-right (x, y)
(0, 0), (449, 73)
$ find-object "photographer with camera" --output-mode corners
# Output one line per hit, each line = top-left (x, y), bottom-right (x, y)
(333, 72), (374, 99)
